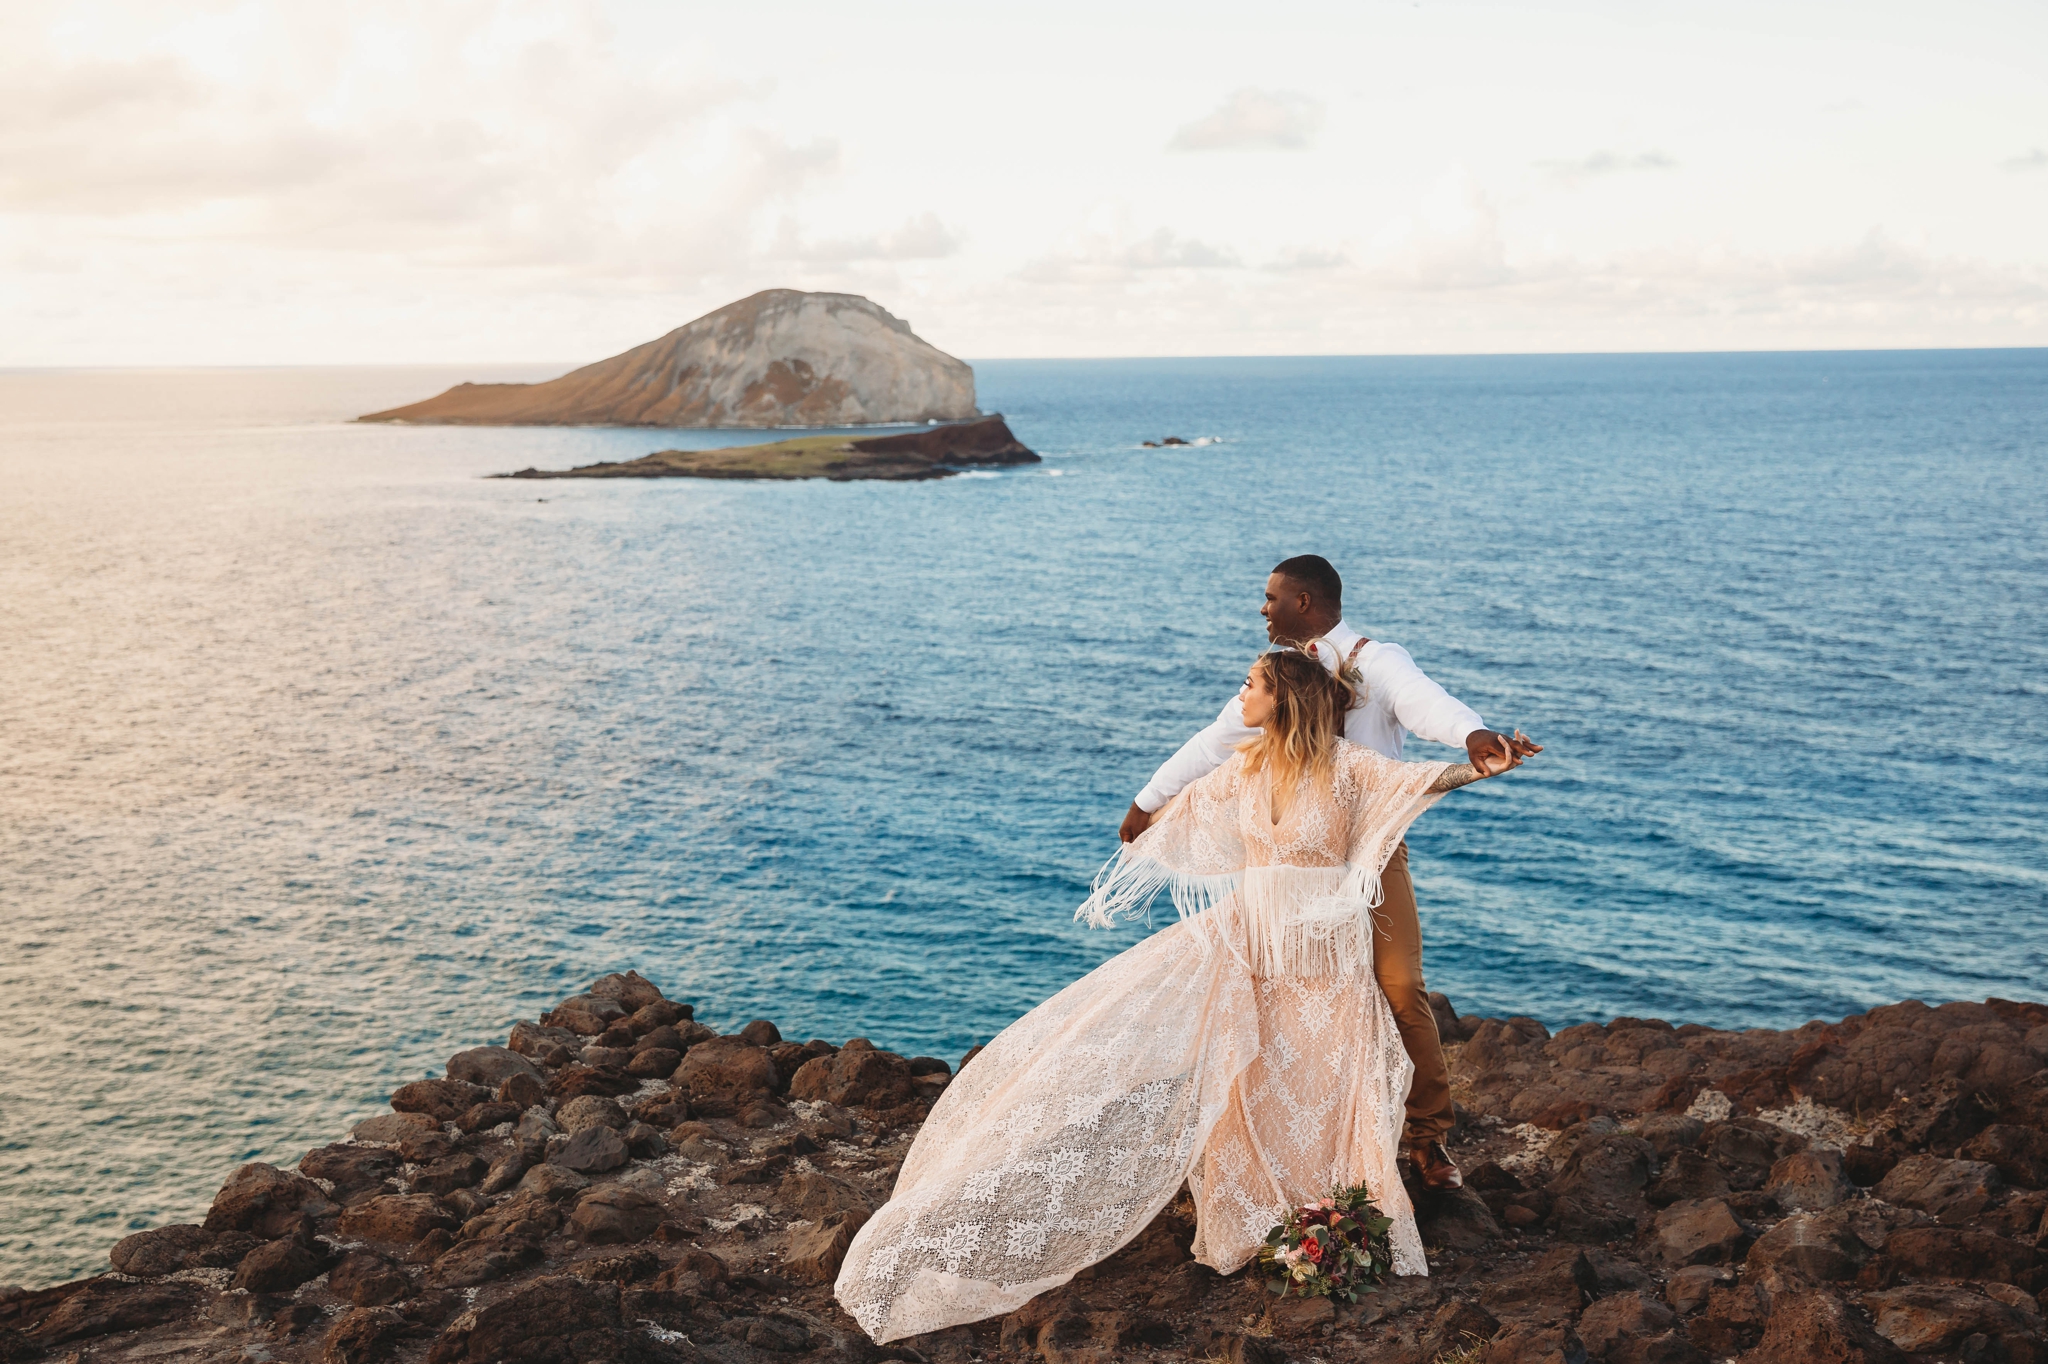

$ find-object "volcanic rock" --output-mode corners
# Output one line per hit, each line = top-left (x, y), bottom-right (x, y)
(328, 1251), (412, 1307)
(1874, 1153), (2005, 1223)
(389, 1078), (487, 1123)
(338, 1194), (459, 1245)
(323, 1306), (410, 1364)
(362, 290), (978, 429)
(108, 1223), (212, 1277)
(789, 1044), (915, 1107)
(204, 1161), (333, 1238)
(232, 1235), (332, 1293)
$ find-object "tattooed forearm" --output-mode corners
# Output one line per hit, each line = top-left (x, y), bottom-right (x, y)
(1428, 763), (1484, 794)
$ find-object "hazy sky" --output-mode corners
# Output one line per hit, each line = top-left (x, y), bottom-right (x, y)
(5, 0), (2045, 364)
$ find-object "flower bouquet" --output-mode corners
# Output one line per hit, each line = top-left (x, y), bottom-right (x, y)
(1254, 1182), (1395, 1301)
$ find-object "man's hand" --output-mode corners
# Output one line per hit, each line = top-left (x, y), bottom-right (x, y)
(1119, 802), (1155, 844)
(1465, 728), (1542, 777)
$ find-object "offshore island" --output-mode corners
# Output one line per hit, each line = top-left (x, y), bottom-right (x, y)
(360, 289), (1040, 482)
(5, 974), (2045, 1364)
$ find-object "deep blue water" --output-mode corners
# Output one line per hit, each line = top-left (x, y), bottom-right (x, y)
(2, 351), (2044, 1285)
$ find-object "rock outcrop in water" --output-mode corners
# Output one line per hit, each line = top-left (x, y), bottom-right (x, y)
(6, 977), (2046, 1364)
(356, 291), (979, 429)
(498, 415), (1038, 483)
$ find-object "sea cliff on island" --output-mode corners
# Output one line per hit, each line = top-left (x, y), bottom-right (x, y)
(358, 291), (978, 430)
(6, 975), (2046, 1364)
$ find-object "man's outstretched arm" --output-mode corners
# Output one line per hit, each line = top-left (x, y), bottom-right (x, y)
(1119, 696), (1258, 842)
(1373, 643), (1541, 776)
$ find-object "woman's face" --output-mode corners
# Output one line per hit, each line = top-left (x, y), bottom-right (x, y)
(1240, 661), (1278, 729)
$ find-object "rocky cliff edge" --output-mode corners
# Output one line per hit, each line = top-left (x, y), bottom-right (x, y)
(4, 977), (2045, 1364)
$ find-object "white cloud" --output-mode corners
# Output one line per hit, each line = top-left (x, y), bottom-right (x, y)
(1018, 228), (1241, 285)
(771, 212), (963, 263)
(1537, 150), (1680, 186)
(1167, 89), (1324, 152)
(2004, 148), (2048, 173)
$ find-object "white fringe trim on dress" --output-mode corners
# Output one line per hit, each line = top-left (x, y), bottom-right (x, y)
(1075, 844), (1240, 929)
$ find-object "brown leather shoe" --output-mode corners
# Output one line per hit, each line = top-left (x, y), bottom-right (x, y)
(1410, 1141), (1463, 1190)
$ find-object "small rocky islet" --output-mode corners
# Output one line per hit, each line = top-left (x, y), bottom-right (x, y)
(5, 974), (2046, 1364)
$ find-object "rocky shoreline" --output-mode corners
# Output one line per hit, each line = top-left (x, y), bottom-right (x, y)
(4, 974), (2044, 1364)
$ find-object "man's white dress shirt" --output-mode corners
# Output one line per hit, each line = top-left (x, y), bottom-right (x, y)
(1133, 621), (1487, 813)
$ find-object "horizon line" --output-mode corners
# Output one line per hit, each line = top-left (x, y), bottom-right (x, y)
(5, 343), (2048, 374)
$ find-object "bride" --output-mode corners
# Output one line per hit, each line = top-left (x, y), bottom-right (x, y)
(835, 647), (1534, 1344)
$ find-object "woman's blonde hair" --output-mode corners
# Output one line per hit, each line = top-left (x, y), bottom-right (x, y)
(1238, 648), (1358, 791)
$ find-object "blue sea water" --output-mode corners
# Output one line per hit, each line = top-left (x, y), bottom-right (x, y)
(1, 351), (2044, 1286)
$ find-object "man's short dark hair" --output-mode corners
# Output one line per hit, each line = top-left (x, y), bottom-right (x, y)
(1272, 554), (1342, 605)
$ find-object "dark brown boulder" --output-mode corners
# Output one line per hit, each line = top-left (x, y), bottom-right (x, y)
(1743, 1290), (1907, 1364)
(1873, 1227), (2036, 1286)
(1874, 1154), (2004, 1223)
(338, 1194), (460, 1245)
(455, 1101), (520, 1134)
(1540, 1122), (1654, 1237)
(389, 1078), (487, 1123)
(328, 1250), (412, 1307)
(446, 1046), (540, 1088)
(739, 1019), (782, 1047)
(351, 1111), (436, 1144)
(1745, 1211), (1869, 1290)
(496, 1072), (546, 1108)
(1860, 1283), (2045, 1356)
(570, 1186), (664, 1244)
(427, 1274), (620, 1363)
(550, 1125), (630, 1173)
(1479, 1246), (1595, 1326)
(32, 1283), (195, 1344)
(626, 1047), (681, 1079)
(1577, 1291), (1699, 1364)
(674, 1036), (783, 1104)
(232, 1235), (332, 1293)
(784, 1209), (870, 1285)
(424, 1236), (542, 1290)
(1765, 1147), (1855, 1211)
(411, 1152), (488, 1195)
(779, 1169), (874, 1221)
(1418, 1186), (1505, 1249)
(546, 1062), (637, 1098)
(1962, 1123), (2048, 1189)
(1684, 1282), (1771, 1357)
(787, 1045), (914, 1108)
(556, 1095), (627, 1133)
(204, 1161), (333, 1237)
(589, 971), (665, 1010)
(1479, 1321), (1587, 1364)
(323, 1306), (410, 1364)
(108, 1223), (212, 1277)
(1649, 1199), (1752, 1267)
(300, 1143), (401, 1195)
(1648, 1151), (1730, 1207)
(507, 1019), (580, 1056)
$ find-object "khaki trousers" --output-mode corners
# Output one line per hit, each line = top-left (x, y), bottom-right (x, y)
(1374, 842), (1455, 1146)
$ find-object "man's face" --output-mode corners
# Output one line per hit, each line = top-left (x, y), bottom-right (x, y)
(1261, 572), (1315, 644)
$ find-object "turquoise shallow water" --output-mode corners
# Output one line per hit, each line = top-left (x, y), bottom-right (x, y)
(1, 351), (2044, 1286)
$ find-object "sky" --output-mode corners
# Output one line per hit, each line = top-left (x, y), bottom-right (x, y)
(3, 0), (2045, 365)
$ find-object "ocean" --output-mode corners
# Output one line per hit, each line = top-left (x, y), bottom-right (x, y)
(2, 351), (2044, 1286)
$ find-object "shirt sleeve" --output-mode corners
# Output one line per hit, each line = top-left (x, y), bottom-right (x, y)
(1134, 693), (1259, 813)
(1371, 643), (1487, 750)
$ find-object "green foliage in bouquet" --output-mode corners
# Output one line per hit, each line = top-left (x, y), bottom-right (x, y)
(1254, 1182), (1396, 1301)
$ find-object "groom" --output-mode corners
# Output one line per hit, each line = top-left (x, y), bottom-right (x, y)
(1118, 554), (1537, 1192)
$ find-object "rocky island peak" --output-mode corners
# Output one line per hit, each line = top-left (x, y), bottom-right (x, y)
(358, 289), (978, 429)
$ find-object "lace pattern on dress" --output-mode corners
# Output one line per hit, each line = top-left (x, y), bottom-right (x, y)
(837, 741), (1450, 1344)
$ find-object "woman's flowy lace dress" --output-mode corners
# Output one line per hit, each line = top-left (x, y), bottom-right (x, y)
(835, 741), (1451, 1343)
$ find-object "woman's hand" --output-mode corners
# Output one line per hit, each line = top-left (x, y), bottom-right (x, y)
(1119, 802), (1154, 843)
